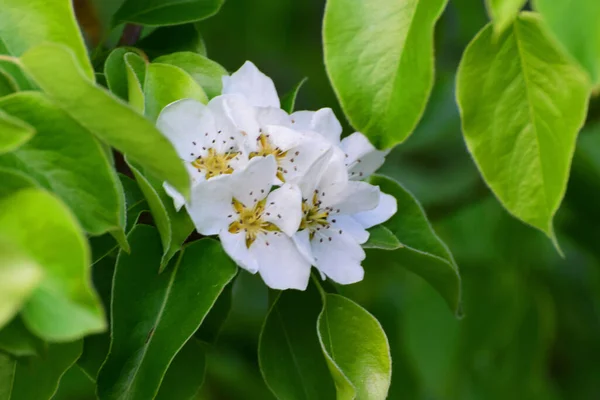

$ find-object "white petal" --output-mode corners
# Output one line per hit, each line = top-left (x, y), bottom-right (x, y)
(292, 229), (315, 264)
(291, 108), (342, 144)
(222, 61), (280, 108)
(251, 232), (311, 290)
(331, 215), (369, 244)
(340, 132), (386, 180)
(278, 135), (331, 184)
(296, 148), (336, 199)
(264, 125), (306, 151)
(352, 192), (397, 229)
(257, 107), (291, 127)
(263, 183), (302, 236)
(230, 155), (277, 207)
(156, 99), (216, 162)
(311, 228), (365, 285)
(324, 181), (380, 215)
(207, 94), (259, 151)
(187, 175), (235, 235)
(220, 230), (258, 273)
(163, 182), (185, 211)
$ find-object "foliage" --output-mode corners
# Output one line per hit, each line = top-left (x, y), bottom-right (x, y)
(0, 0), (599, 399)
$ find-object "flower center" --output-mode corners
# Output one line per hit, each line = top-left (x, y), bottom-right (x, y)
(228, 198), (279, 248)
(299, 192), (330, 239)
(191, 148), (240, 179)
(249, 134), (288, 181)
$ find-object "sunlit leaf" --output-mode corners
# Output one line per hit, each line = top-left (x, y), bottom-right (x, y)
(18, 43), (190, 199)
(456, 13), (590, 242)
(324, 0), (448, 148)
(0, 92), (126, 238)
(0, 110), (34, 155)
(0, 189), (105, 341)
(317, 293), (391, 400)
(0, 0), (94, 79)
(485, 0), (526, 34)
(154, 52), (227, 99)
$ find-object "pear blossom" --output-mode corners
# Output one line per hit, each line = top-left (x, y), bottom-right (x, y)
(211, 155), (312, 290)
(222, 61), (330, 184)
(292, 150), (395, 284)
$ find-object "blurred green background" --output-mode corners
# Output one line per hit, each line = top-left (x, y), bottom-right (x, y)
(58, 0), (600, 399)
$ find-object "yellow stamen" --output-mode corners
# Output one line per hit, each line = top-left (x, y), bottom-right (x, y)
(249, 134), (288, 181)
(299, 193), (330, 239)
(191, 148), (240, 179)
(228, 198), (279, 248)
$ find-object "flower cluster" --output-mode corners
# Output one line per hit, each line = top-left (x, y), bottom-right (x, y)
(157, 62), (397, 290)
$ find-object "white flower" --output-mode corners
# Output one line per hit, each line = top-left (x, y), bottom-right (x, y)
(292, 150), (395, 285)
(222, 61), (330, 184)
(205, 155), (311, 290)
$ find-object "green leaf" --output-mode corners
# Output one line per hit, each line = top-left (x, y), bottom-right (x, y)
(0, 340), (82, 400)
(0, 111), (34, 155)
(0, 317), (44, 357)
(259, 282), (336, 400)
(129, 162), (194, 269)
(154, 52), (227, 99)
(0, 239), (41, 330)
(370, 175), (462, 314)
(317, 293), (391, 400)
(0, 0), (94, 80)
(0, 188), (105, 341)
(138, 24), (207, 59)
(145, 62), (208, 122)
(0, 92), (126, 238)
(0, 39), (34, 91)
(0, 167), (36, 198)
(104, 47), (146, 101)
(195, 280), (234, 343)
(0, 69), (17, 96)
(124, 52), (148, 113)
(18, 43), (191, 199)
(280, 78), (308, 114)
(362, 225), (403, 250)
(323, 0), (448, 148)
(113, 0), (224, 26)
(456, 13), (590, 242)
(97, 225), (237, 400)
(485, 0), (526, 34)
(155, 339), (206, 400)
(534, 0), (600, 87)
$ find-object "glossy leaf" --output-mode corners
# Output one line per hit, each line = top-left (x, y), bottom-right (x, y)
(129, 162), (194, 269)
(259, 282), (336, 400)
(317, 293), (391, 400)
(104, 47), (146, 101)
(138, 24), (207, 59)
(156, 339), (206, 400)
(0, 167), (36, 198)
(362, 225), (402, 250)
(0, 317), (44, 357)
(323, 0), (448, 148)
(154, 52), (227, 99)
(145, 62), (208, 121)
(0, 111), (34, 155)
(370, 175), (462, 314)
(0, 70), (17, 96)
(0, 0), (93, 79)
(113, 0), (224, 26)
(485, 0), (526, 34)
(0, 239), (41, 329)
(0, 189), (105, 341)
(97, 225), (237, 400)
(0, 92), (126, 238)
(0, 340), (82, 400)
(195, 281), (234, 343)
(281, 78), (308, 114)
(18, 43), (190, 199)
(124, 52), (147, 113)
(456, 13), (590, 240)
(534, 0), (600, 86)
